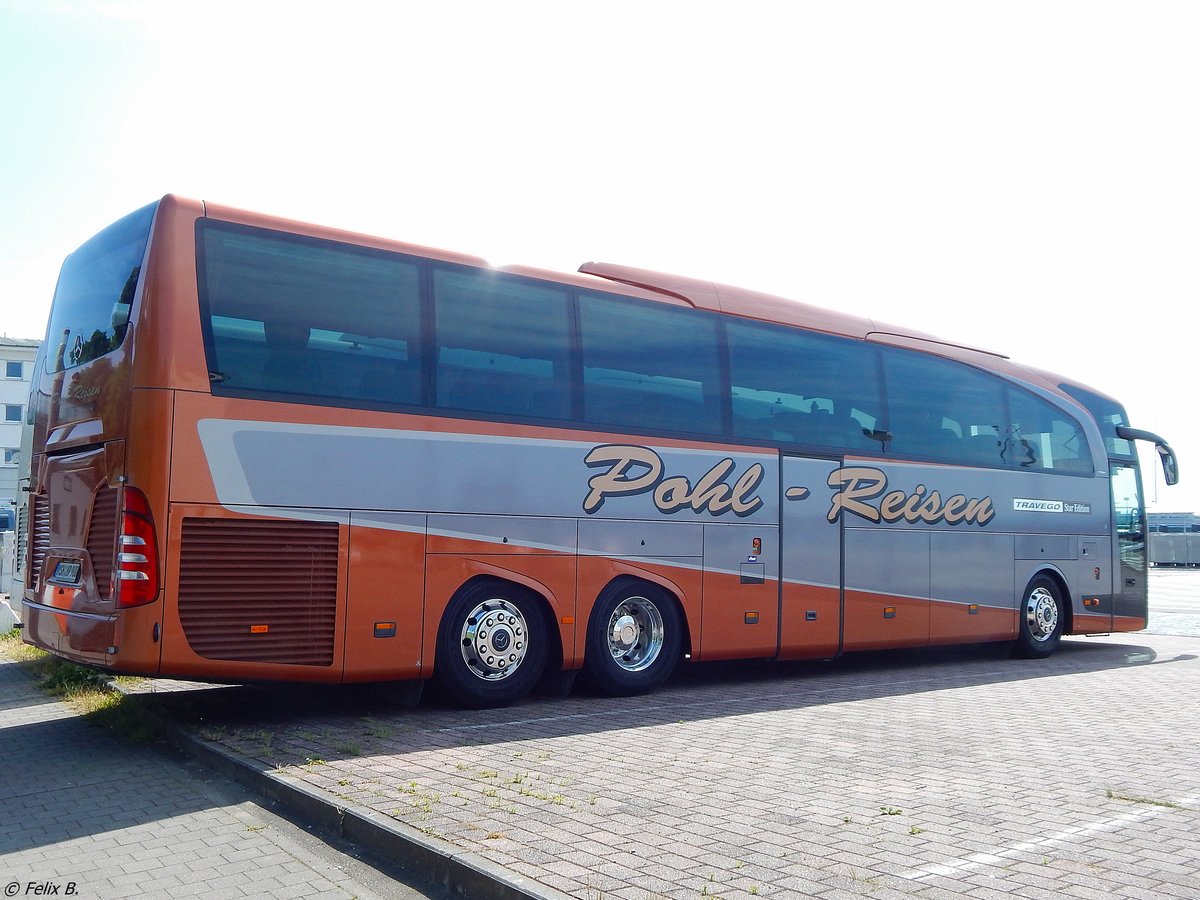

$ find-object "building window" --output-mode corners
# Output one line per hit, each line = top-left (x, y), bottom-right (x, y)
(4, 404), (22, 423)
(3, 448), (19, 467)
(5, 361), (22, 378)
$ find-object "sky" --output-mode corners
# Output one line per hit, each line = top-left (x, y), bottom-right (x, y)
(1, 0), (1197, 510)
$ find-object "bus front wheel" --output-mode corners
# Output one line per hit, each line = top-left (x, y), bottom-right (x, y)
(435, 580), (548, 707)
(1012, 575), (1065, 659)
(584, 581), (682, 695)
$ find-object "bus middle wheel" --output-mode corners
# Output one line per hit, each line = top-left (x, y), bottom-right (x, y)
(585, 581), (682, 696)
(435, 580), (548, 707)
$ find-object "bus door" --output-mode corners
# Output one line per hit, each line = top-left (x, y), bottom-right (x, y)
(778, 454), (843, 659)
(1110, 461), (1148, 626)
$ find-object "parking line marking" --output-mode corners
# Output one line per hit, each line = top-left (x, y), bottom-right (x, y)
(898, 792), (1200, 881)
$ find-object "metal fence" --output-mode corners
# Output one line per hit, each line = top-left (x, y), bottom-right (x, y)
(1150, 532), (1200, 566)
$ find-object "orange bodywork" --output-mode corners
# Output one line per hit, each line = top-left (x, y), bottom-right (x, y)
(20, 194), (1138, 692)
(1111, 615), (1148, 633)
(929, 598), (1017, 646)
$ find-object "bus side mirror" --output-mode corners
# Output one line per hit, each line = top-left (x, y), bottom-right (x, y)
(1157, 443), (1180, 486)
(1116, 426), (1179, 486)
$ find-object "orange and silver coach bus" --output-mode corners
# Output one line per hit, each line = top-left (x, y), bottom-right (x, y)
(20, 195), (1179, 706)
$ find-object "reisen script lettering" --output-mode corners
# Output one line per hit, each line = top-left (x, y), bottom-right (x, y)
(823, 466), (994, 526)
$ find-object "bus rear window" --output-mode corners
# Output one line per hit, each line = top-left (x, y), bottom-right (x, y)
(46, 202), (156, 372)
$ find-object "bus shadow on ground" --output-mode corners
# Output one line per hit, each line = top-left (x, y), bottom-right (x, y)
(131, 634), (1193, 769)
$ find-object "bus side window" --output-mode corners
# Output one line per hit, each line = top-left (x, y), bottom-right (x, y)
(433, 266), (572, 422)
(727, 317), (883, 452)
(961, 426), (1004, 465)
(261, 321), (324, 394)
(208, 315), (266, 386)
(1008, 385), (1091, 474)
(580, 292), (722, 436)
(882, 348), (1007, 466)
(807, 405), (872, 449)
(358, 356), (418, 404)
(902, 413), (962, 456)
(199, 220), (424, 407)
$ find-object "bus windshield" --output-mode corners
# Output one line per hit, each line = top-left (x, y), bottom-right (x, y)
(45, 202), (156, 373)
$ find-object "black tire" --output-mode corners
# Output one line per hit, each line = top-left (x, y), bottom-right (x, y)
(1012, 574), (1065, 659)
(584, 580), (682, 696)
(434, 580), (548, 708)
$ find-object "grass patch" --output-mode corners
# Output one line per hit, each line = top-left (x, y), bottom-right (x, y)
(1106, 788), (1184, 809)
(1, 628), (162, 743)
(1, 627), (46, 663)
(360, 717), (394, 740)
(36, 658), (111, 695)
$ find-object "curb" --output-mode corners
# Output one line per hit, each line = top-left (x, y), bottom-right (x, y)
(123, 686), (574, 900)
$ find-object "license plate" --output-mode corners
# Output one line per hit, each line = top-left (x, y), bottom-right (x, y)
(51, 561), (82, 584)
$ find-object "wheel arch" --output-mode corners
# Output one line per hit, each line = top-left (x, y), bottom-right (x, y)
(1025, 565), (1074, 635)
(591, 573), (692, 659)
(436, 573), (564, 686)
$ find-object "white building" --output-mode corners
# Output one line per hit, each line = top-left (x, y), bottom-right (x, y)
(2, 336), (40, 625)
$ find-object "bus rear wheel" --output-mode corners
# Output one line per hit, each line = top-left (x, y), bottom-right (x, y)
(435, 580), (548, 708)
(1012, 575), (1065, 659)
(585, 581), (682, 696)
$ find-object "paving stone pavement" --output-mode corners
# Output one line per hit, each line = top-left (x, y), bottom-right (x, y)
(7, 571), (1200, 900)
(123, 570), (1200, 900)
(1142, 565), (1200, 636)
(0, 654), (435, 900)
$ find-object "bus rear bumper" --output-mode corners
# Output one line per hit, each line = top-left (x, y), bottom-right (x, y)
(21, 599), (163, 674)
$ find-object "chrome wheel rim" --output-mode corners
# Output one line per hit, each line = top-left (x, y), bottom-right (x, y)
(459, 598), (528, 681)
(1025, 586), (1059, 642)
(606, 596), (665, 672)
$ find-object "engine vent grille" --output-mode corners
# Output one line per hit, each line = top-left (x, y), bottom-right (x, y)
(28, 494), (50, 591)
(86, 487), (119, 599)
(16, 502), (29, 576)
(178, 517), (340, 666)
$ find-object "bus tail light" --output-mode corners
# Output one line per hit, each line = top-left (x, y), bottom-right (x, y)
(116, 486), (160, 608)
